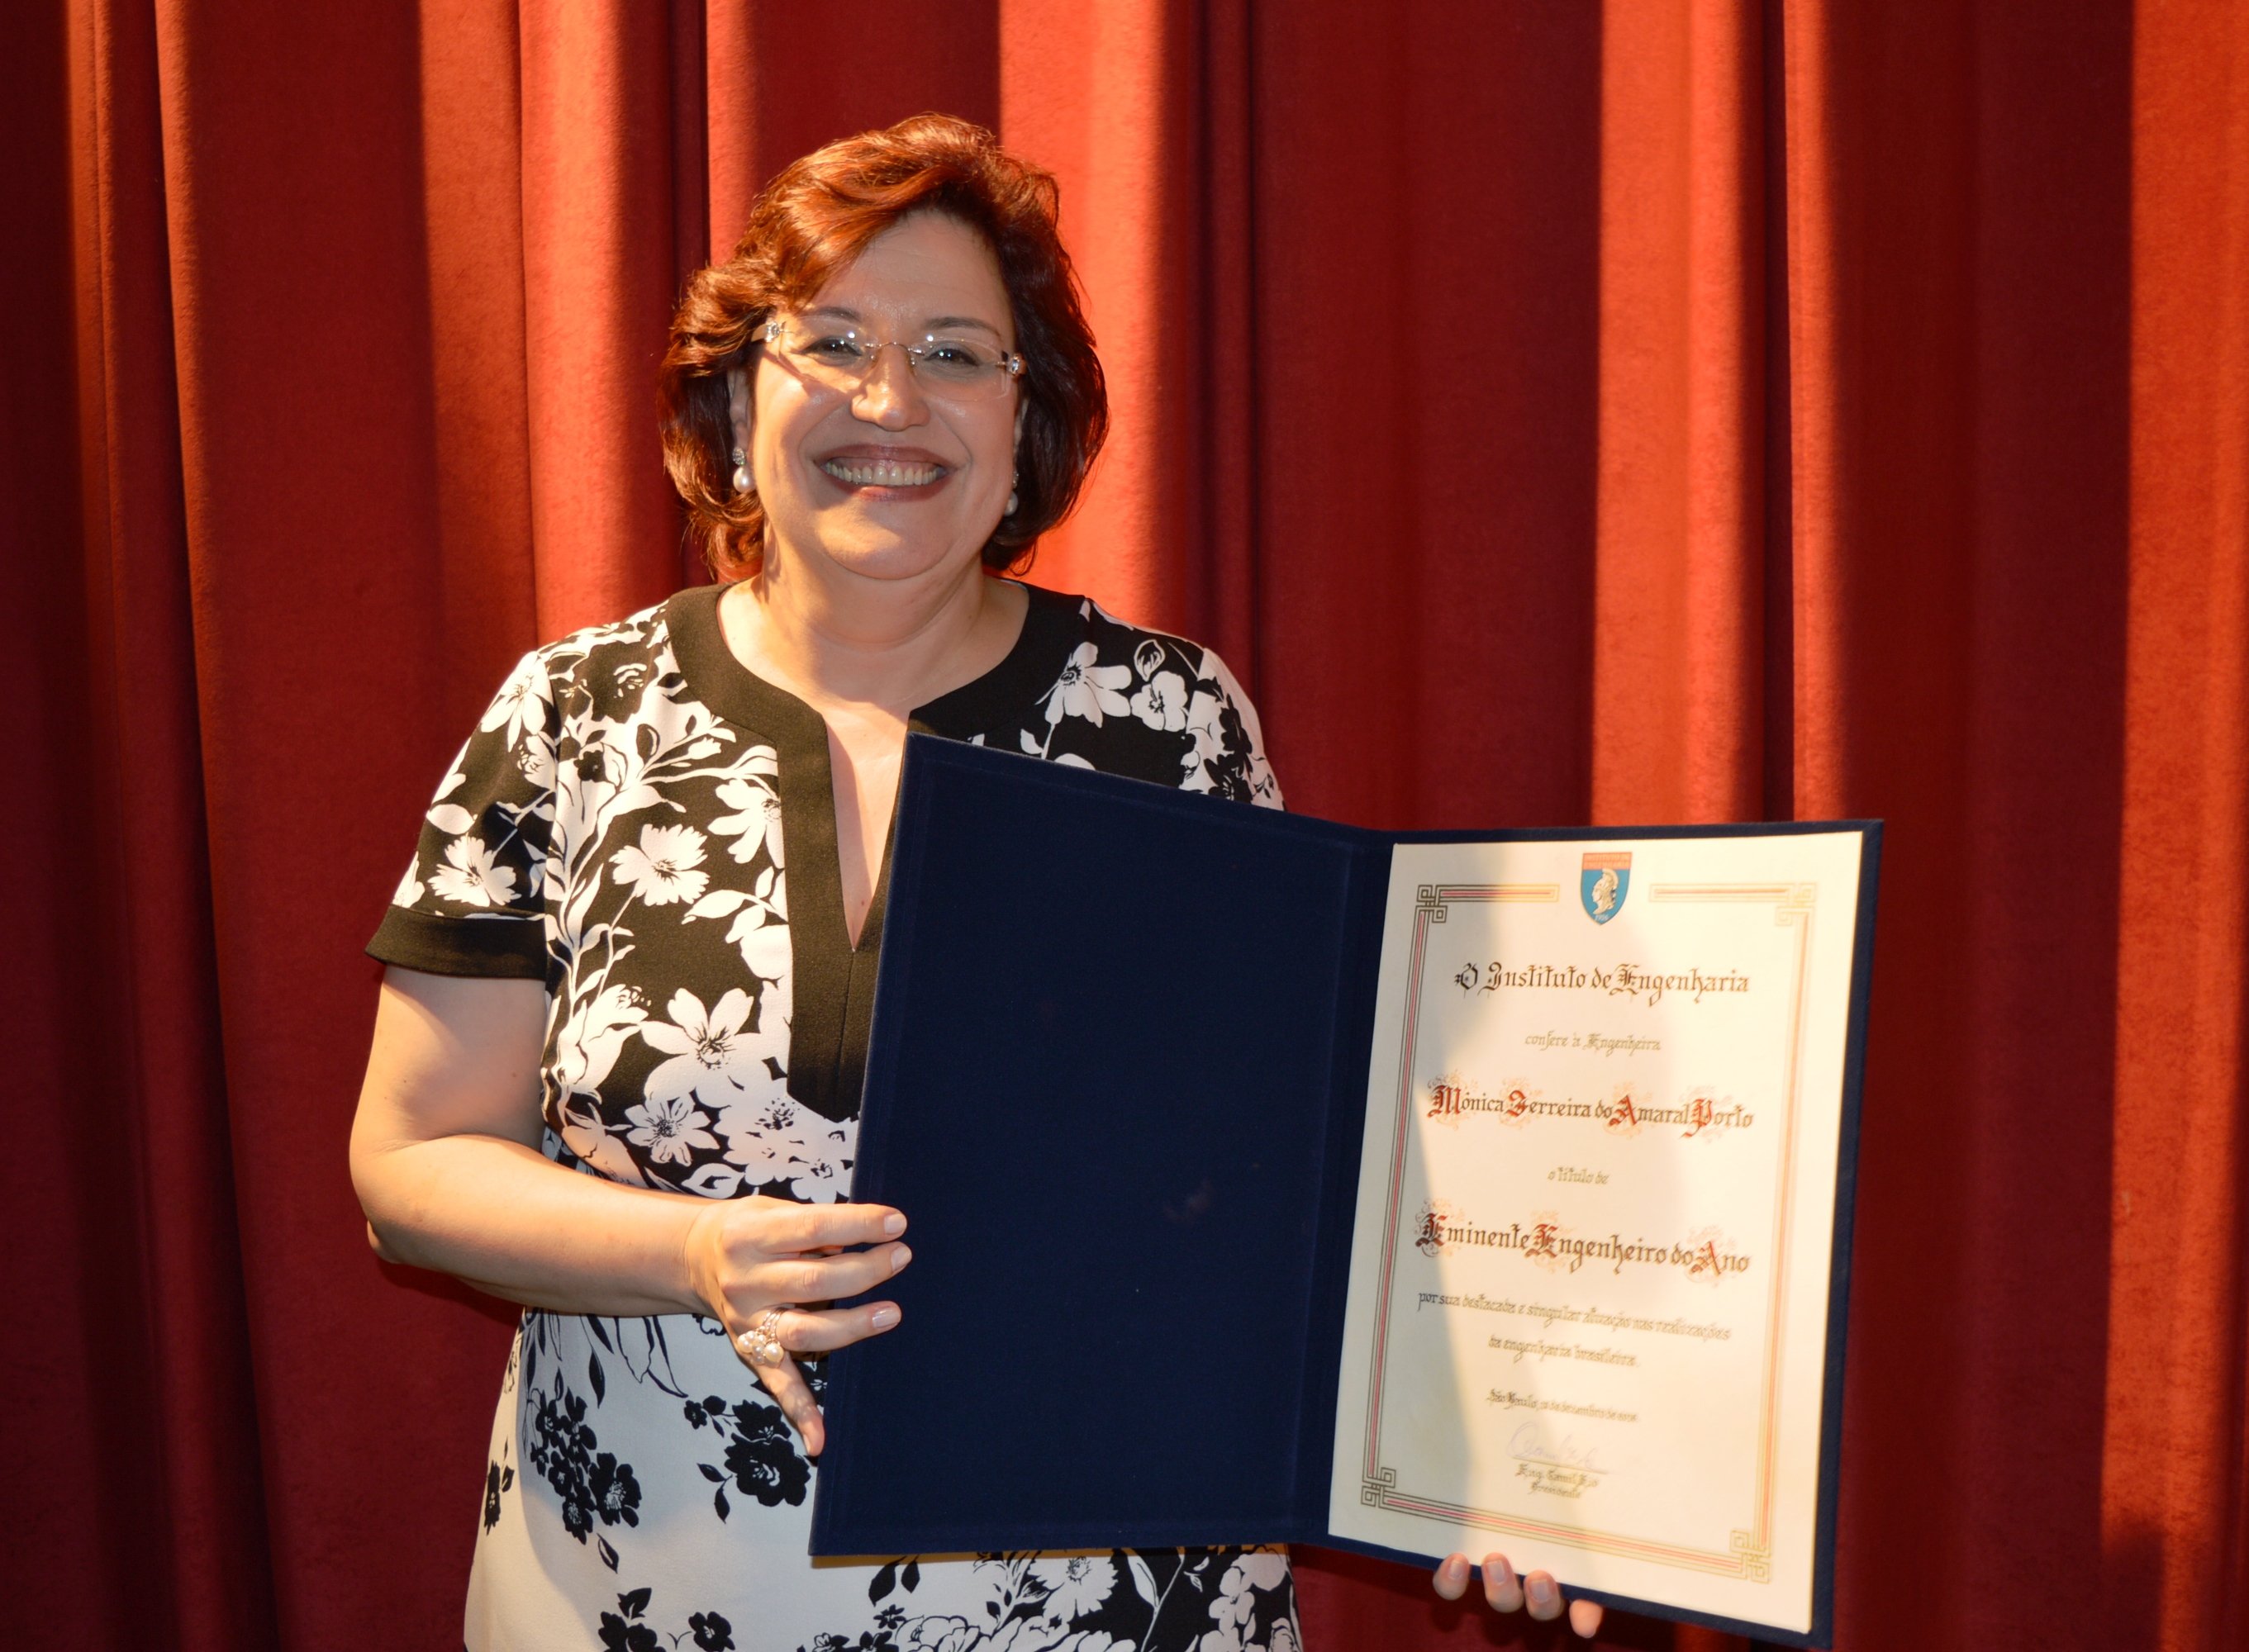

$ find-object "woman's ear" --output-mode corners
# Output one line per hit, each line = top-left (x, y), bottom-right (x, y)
(727, 365), (751, 455)
(1011, 396), (1026, 506)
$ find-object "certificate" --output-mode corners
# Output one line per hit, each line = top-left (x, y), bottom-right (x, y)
(1328, 834), (1871, 1640)
(813, 738), (1876, 1649)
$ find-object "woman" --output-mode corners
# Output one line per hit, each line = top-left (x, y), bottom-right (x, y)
(351, 113), (1598, 1650)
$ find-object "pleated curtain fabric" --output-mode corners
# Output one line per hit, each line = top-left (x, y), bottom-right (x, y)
(4, 2), (2244, 1649)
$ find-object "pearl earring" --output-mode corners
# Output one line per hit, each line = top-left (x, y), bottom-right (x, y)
(731, 447), (752, 495)
(1005, 469), (1019, 516)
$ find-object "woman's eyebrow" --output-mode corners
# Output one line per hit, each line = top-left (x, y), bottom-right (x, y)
(802, 304), (1002, 338)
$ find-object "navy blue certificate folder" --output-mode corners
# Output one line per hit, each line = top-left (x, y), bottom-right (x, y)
(811, 735), (1879, 1649)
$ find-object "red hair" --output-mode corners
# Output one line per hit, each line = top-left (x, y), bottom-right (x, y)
(659, 114), (1109, 580)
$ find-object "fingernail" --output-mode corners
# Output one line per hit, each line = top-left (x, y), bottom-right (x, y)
(882, 1213), (907, 1236)
(871, 1305), (901, 1330)
(1444, 1557), (1467, 1583)
(891, 1244), (912, 1274)
(1528, 1578), (1555, 1607)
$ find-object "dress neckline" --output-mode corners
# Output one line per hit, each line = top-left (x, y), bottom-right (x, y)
(663, 579), (1079, 1120)
(664, 577), (1080, 747)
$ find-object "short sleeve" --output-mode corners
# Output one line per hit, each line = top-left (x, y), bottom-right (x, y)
(1185, 645), (1284, 810)
(366, 651), (559, 978)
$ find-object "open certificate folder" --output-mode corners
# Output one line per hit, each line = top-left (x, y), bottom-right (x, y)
(812, 737), (1880, 1648)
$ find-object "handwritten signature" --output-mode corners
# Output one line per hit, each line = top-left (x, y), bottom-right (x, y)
(1509, 1422), (1609, 1476)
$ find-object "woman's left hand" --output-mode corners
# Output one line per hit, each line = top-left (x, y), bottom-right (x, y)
(1431, 1552), (1604, 1638)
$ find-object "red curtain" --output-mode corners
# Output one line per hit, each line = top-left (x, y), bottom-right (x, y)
(7, 2), (2245, 1647)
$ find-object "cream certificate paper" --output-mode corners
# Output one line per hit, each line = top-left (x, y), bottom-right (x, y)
(1327, 832), (1866, 1637)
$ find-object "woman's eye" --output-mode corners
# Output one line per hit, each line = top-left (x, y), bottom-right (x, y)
(806, 335), (864, 360)
(924, 341), (991, 371)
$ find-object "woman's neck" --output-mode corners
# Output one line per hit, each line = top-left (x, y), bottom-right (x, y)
(717, 541), (1028, 948)
(719, 544), (1024, 717)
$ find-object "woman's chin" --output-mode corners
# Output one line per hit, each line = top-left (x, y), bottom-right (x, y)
(805, 530), (990, 586)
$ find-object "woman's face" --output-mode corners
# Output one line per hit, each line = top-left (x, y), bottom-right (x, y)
(743, 211), (1020, 587)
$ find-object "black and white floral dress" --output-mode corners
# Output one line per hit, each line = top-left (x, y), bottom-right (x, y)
(369, 582), (1298, 1652)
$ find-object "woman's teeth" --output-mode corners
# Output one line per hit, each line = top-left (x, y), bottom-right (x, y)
(822, 458), (944, 487)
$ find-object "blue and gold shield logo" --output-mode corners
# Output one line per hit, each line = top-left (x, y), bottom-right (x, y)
(1581, 851), (1632, 923)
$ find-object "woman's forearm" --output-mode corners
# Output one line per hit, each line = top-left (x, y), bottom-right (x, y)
(356, 1130), (708, 1317)
(353, 971), (713, 1317)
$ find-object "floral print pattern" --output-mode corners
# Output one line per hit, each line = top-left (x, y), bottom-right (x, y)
(372, 584), (1291, 1651)
(525, 1364), (643, 1547)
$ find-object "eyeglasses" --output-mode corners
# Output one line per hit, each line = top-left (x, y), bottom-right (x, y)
(762, 316), (1025, 402)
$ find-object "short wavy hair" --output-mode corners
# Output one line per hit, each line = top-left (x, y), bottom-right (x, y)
(659, 114), (1108, 580)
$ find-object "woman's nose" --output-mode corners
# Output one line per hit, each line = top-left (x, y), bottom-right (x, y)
(851, 343), (929, 427)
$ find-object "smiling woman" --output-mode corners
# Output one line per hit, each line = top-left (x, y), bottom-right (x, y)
(659, 116), (1106, 585)
(735, 214), (1023, 595)
(349, 114), (1583, 1651)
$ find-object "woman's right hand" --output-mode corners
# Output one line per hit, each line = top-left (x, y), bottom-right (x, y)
(681, 1195), (913, 1455)
(1431, 1553), (1603, 1637)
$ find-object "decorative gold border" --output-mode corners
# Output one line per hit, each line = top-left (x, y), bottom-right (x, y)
(1358, 879), (1816, 1580)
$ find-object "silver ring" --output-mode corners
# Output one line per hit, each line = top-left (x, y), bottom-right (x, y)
(738, 1306), (789, 1366)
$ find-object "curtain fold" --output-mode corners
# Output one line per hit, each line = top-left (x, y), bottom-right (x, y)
(516, 0), (696, 635)
(7, 0), (276, 1645)
(1590, 0), (1767, 828)
(8, 2), (2244, 1647)
(998, 0), (1180, 630)
(2105, 3), (2249, 1644)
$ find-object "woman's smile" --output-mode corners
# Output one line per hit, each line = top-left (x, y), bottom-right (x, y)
(815, 444), (953, 498)
(746, 211), (1020, 583)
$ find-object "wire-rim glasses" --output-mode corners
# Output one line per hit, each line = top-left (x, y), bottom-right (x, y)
(763, 315), (1025, 401)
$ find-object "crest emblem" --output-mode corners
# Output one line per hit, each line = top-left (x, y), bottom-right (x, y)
(1581, 851), (1631, 923)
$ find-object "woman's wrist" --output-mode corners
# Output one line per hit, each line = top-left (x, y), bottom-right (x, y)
(678, 1200), (721, 1320)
